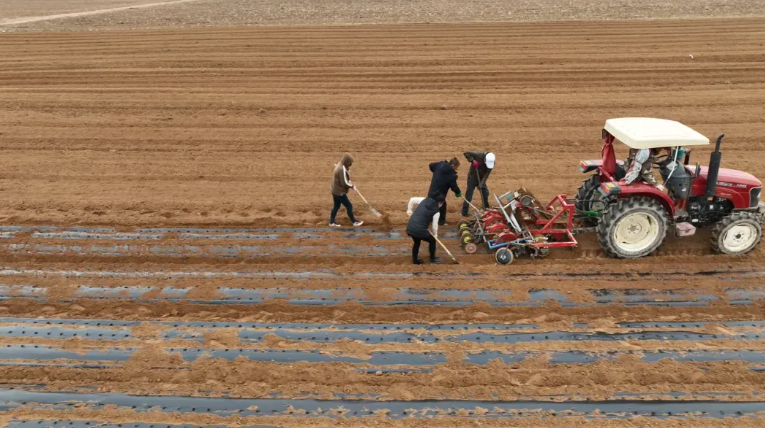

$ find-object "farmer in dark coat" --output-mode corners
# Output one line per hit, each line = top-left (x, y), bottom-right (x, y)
(427, 157), (462, 226)
(406, 193), (445, 265)
(460, 151), (495, 216)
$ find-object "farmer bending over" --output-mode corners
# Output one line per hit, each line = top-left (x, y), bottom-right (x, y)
(427, 157), (462, 226)
(461, 151), (495, 216)
(330, 153), (364, 227)
(407, 197), (440, 235)
(406, 193), (445, 265)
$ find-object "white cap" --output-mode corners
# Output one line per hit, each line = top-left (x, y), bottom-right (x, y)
(485, 152), (495, 169)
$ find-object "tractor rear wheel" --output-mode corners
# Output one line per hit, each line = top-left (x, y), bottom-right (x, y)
(597, 196), (669, 259)
(576, 175), (606, 226)
(575, 175), (600, 212)
(711, 212), (763, 255)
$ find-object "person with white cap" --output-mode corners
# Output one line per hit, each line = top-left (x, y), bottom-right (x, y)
(460, 151), (495, 216)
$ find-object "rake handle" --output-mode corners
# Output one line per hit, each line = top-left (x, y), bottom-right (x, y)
(354, 187), (369, 204)
(353, 187), (381, 216)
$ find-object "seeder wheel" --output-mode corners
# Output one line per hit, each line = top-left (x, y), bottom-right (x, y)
(458, 220), (472, 230)
(519, 194), (535, 208)
(464, 242), (478, 254)
(460, 229), (473, 237)
(495, 248), (514, 265)
(460, 233), (475, 246)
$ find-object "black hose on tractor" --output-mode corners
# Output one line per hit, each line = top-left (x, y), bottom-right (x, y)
(705, 135), (724, 201)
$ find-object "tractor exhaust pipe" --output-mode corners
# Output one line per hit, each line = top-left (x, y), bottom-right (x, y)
(705, 134), (724, 200)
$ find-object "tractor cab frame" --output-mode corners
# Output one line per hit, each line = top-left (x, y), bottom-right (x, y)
(580, 118), (712, 219)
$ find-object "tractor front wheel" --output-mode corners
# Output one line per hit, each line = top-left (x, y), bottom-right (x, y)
(711, 212), (763, 255)
(597, 196), (669, 259)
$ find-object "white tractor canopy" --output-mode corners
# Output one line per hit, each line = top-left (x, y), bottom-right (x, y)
(604, 118), (710, 149)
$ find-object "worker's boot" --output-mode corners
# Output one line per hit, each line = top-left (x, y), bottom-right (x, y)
(413, 259), (424, 265)
(430, 257), (442, 264)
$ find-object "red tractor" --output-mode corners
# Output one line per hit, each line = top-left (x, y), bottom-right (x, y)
(577, 118), (764, 258)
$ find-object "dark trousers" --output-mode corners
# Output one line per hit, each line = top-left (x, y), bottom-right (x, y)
(438, 200), (447, 225)
(409, 233), (436, 263)
(330, 194), (357, 224)
(461, 178), (489, 215)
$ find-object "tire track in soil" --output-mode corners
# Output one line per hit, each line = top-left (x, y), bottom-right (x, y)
(0, 0), (205, 27)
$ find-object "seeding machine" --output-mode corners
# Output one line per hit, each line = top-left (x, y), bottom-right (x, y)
(458, 118), (765, 265)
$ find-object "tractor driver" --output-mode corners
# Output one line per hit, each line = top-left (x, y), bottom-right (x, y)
(623, 147), (667, 192)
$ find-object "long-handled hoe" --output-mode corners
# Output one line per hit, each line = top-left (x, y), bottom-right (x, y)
(354, 187), (382, 217)
(430, 231), (459, 264)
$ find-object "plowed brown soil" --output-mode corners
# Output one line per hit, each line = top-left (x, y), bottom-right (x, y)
(2, 18), (765, 428)
(1, 19), (765, 229)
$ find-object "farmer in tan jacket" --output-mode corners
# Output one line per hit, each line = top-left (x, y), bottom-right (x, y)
(330, 153), (364, 227)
